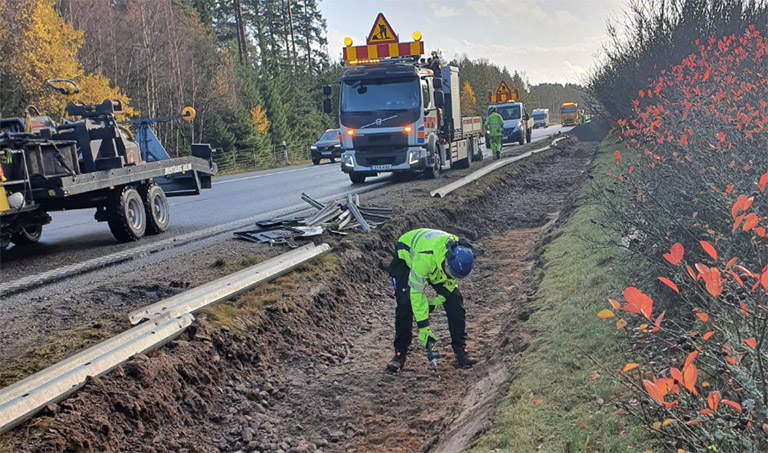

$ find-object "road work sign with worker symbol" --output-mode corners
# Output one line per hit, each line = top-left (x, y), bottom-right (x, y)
(488, 80), (519, 103)
(366, 13), (398, 44)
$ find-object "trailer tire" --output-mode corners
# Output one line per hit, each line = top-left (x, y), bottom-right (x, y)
(11, 224), (42, 245)
(107, 186), (146, 242)
(349, 173), (366, 184)
(140, 183), (170, 235)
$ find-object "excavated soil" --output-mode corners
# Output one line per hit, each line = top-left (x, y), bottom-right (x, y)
(4, 138), (596, 453)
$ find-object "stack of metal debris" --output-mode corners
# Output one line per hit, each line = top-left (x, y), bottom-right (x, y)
(234, 193), (393, 247)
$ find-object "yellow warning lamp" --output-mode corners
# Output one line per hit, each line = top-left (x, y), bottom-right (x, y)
(181, 106), (196, 122)
(344, 37), (353, 47)
(412, 31), (422, 42)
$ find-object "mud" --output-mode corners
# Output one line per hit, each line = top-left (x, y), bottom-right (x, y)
(4, 138), (596, 452)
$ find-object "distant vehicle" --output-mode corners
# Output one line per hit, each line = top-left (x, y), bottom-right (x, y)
(560, 102), (579, 126)
(485, 102), (532, 147)
(532, 108), (549, 128)
(310, 129), (343, 164)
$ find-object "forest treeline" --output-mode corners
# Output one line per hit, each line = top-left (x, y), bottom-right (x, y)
(0, 0), (585, 160)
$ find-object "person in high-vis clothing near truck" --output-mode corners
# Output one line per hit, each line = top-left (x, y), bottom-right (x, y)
(386, 228), (477, 372)
(484, 106), (504, 160)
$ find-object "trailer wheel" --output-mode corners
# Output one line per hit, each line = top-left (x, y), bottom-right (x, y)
(140, 183), (170, 235)
(349, 173), (366, 184)
(11, 224), (42, 245)
(107, 186), (146, 242)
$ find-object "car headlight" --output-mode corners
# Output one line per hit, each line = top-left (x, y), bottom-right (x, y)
(311, 146), (317, 150)
(334, 144), (341, 148)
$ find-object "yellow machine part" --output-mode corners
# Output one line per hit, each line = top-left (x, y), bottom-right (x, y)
(0, 189), (9, 213)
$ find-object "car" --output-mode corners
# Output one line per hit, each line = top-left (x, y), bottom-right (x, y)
(311, 129), (343, 164)
(532, 108), (549, 128)
(485, 102), (532, 147)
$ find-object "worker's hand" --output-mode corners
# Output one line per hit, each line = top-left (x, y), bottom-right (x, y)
(418, 326), (437, 348)
(428, 295), (446, 313)
(426, 338), (439, 361)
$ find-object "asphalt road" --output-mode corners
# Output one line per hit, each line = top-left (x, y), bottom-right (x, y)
(0, 124), (570, 279)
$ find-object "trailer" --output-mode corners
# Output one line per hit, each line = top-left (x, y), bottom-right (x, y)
(0, 80), (217, 249)
(322, 14), (483, 184)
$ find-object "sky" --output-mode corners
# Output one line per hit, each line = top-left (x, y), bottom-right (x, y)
(320, 0), (629, 86)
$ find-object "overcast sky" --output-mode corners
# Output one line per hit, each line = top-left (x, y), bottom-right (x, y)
(321, 0), (628, 86)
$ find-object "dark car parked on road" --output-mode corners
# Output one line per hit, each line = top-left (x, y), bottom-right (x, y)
(311, 129), (343, 164)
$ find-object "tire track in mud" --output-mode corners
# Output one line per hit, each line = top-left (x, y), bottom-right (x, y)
(4, 139), (596, 452)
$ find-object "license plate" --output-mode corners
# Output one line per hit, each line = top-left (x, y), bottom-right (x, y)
(321, 151), (331, 155)
(371, 164), (392, 171)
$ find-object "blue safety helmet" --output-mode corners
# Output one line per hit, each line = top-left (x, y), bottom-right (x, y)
(445, 245), (474, 278)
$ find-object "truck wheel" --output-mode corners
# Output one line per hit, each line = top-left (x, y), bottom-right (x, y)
(0, 235), (8, 251)
(484, 135), (490, 150)
(312, 158), (320, 165)
(518, 133), (525, 146)
(526, 129), (532, 143)
(140, 183), (170, 235)
(107, 186), (146, 242)
(11, 224), (43, 245)
(349, 173), (366, 184)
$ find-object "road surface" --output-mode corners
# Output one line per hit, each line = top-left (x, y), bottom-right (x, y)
(0, 124), (570, 279)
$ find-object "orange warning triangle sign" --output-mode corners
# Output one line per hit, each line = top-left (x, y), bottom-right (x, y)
(366, 13), (398, 45)
(496, 81), (511, 95)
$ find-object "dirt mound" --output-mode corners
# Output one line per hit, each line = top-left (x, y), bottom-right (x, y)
(7, 139), (596, 453)
(569, 118), (609, 143)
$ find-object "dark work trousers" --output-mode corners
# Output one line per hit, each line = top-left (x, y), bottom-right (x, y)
(388, 253), (467, 356)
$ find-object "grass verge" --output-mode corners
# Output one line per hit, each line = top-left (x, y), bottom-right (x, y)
(468, 137), (655, 452)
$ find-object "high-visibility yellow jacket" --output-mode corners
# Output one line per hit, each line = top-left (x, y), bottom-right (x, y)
(396, 228), (458, 327)
(484, 112), (504, 137)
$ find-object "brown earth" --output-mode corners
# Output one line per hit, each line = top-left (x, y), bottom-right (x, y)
(2, 138), (596, 452)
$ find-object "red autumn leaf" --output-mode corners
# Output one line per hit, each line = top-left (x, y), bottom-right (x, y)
(686, 265), (697, 280)
(733, 214), (745, 232)
(755, 227), (766, 237)
(706, 277), (723, 297)
(658, 277), (679, 293)
(725, 257), (738, 270)
(624, 287), (653, 320)
(679, 134), (688, 146)
(707, 391), (721, 412)
(700, 408), (714, 415)
(743, 213), (759, 231)
(670, 367), (683, 384)
(614, 150), (621, 164)
(759, 172), (768, 192)
(745, 338), (757, 348)
(683, 101), (692, 120)
(687, 420), (701, 426)
(654, 311), (665, 328)
(608, 298), (621, 310)
(703, 331), (715, 340)
(684, 350), (699, 368)
(682, 363), (698, 395)
(663, 243), (684, 265)
(643, 379), (665, 405)
(761, 272), (768, 290)
(638, 89), (645, 98)
(721, 400), (742, 411)
(717, 132), (726, 142)
(700, 241), (717, 260)
(730, 271), (744, 287)
(696, 312), (710, 322)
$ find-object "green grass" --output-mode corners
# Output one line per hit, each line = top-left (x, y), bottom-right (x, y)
(468, 138), (654, 452)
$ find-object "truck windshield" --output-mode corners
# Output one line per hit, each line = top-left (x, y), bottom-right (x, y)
(561, 107), (577, 113)
(341, 77), (420, 113)
(493, 105), (521, 120)
(533, 114), (546, 120)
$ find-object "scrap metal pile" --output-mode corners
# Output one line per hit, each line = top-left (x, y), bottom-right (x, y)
(235, 193), (393, 247)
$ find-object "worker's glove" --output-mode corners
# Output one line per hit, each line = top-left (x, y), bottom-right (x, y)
(418, 326), (437, 348)
(428, 295), (446, 313)
(425, 337), (439, 361)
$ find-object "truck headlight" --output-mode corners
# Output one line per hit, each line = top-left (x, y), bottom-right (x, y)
(341, 153), (354, 167)
(408, 149), (425, 164)
(310, 146), (317, 150)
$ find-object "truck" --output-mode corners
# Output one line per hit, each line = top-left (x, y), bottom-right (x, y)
(485, 102), (533, 147)
(532, 108), (549, 128)
(560, 102), (579, 126)
(0, 79), (217, 250)
(322, 15), (484, 184)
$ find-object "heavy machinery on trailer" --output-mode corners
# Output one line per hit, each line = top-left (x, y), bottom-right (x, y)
(322, 13), (484, 184)
(0, 79), (217, 249)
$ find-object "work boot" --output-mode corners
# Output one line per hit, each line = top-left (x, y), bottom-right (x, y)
(386, 352), (407, 372)
(454, 349), (478, 368)
(495, 151), (500, 160)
